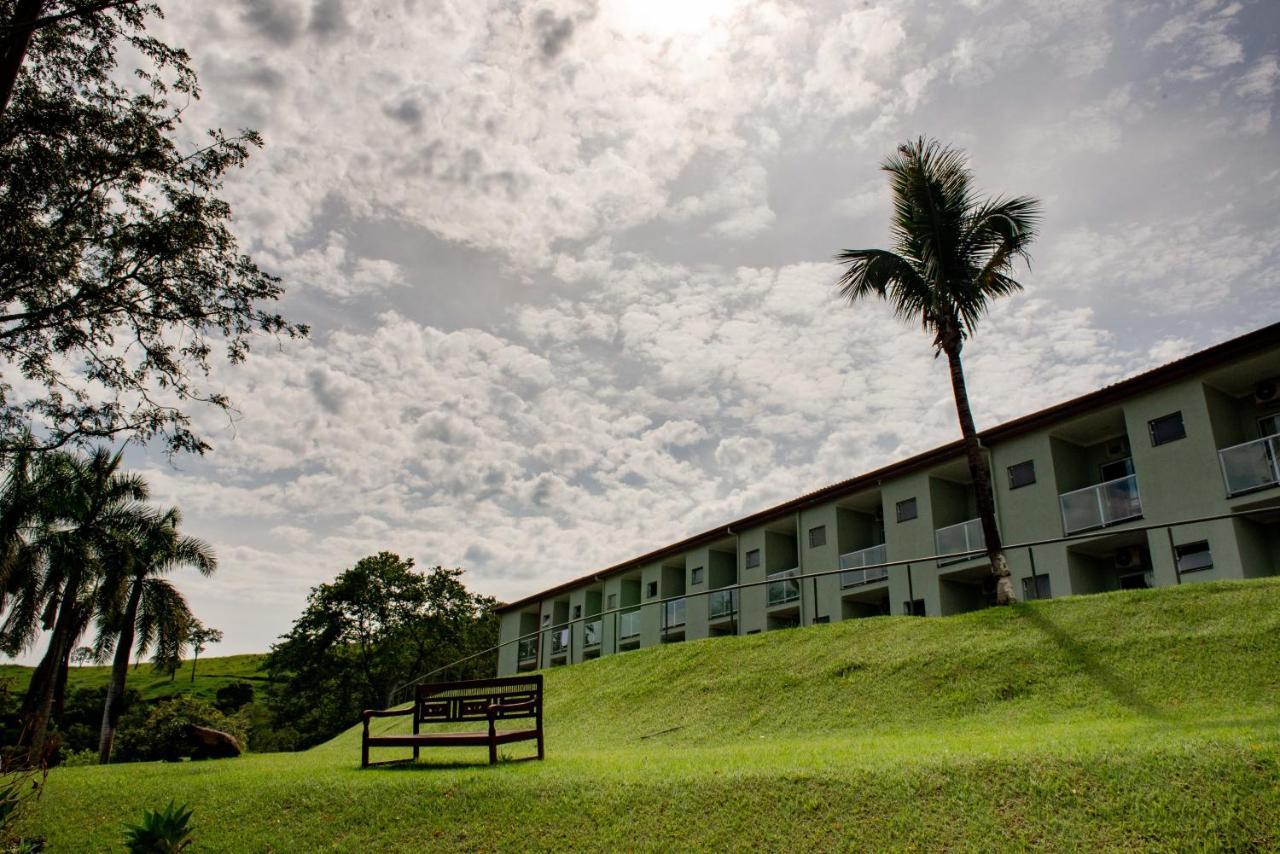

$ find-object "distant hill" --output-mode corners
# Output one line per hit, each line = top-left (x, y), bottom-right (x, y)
(0, 653), (268, 704)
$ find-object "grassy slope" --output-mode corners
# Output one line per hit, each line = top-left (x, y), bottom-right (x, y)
(24, 579), (1280, 852)
(0, 654), (267, 703)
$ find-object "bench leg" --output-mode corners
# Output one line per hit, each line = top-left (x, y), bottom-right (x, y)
(488, 739), (497, 765)
(361, 738), (369, 769)
(537, 730), (544, 761)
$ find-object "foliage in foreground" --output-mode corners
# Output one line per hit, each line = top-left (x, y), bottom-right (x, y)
(123, 801), (193, 853)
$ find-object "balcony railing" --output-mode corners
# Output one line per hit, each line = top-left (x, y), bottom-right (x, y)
(549, 628), (569, 656)
(766, 567), (800, 606)
(619, 608), (641, 640)
(662, 597), (686, 629)
(517, 637), (537, 662)
(839, 544), (889, 587)
(1219, 433), (1280, 497)
(935, 518), (986, 565)
(584, 619), (601, 647)
(1059, 473), (1142, 535)
(708, 588), (738, 619)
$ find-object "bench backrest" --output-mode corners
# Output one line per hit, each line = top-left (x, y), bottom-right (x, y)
(414, 675), (543, 724)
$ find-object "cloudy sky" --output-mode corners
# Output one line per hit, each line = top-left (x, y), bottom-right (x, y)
(87, 0), (1280, 657)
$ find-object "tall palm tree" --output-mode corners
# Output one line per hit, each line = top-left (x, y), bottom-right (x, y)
(15, 447), (149, 756)
(0, 443), (57, 660)
(834, 137), (1041, 605)
(95, 505), (215, 763)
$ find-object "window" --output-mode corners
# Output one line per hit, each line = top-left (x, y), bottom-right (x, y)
(1260, 413), (1280, 438)
(572, 604), (582, 619)
(745, 549), (761, 569)
(1148, 411), (1186, 446)
(903, 598), (925, 616)
(606, 593), (617, 610)
(1021, 574), (1051, 601)
(542, 613), (551, 625)
(1100, 457), (1135, 481)
(1175, 541), (1213, 573)
(646, 581), (658, 599)
(814, 615), (831, 624)
(896, 498), (918, 523)
(808, 525), (826, 548)
(1007, 460), (1036, 489)
(691, 566), (704, 585)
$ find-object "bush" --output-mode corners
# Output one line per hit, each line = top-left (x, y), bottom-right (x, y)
(115, 697), (246, 763)
(57, 749), (98, 768)
(122, 801), (193, 853)
(213, 682), (254, 714)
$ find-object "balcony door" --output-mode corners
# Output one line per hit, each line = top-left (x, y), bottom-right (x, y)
(1100, 457), (1134, 482)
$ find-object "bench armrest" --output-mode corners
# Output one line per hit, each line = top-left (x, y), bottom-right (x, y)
(363, 707), (414, 722)
(487, 699), (537, 717)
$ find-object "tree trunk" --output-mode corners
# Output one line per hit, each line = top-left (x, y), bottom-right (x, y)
(98, 577), (142, 764)
(943, 340), (1016, 605)
(190, 648), (198, 684)
(21, 574), (78, 758)
(0, 0), (44, 120)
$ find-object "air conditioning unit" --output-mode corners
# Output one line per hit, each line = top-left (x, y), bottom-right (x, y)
(1113, 546), (1144, 570)
(1255, 378), (1279, 407)
(1105, 435), (1131, 458)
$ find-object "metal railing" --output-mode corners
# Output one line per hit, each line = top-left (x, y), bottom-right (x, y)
(708, 588), (737, 619)
(619, 608), (641, 640)
(387, 505), (1279, 706)
(549, 628), (569, 656)
(662, 597), (686, 629)
(584, 619), (601, 647)
(1059, 473), (1142, 534)
(766, 567), (800, 606)
(840, 544), (888, 587)
(935, 519), (985, 566)
(517, 637), (537, 662)
(1219, 433), (1280, 497)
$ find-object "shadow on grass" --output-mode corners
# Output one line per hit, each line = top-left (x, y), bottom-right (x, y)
(1015, 603), (1165, 720)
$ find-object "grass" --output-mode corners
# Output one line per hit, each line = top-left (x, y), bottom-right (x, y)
(20, 578), (1280, 851)
(0, 654), (267, 704)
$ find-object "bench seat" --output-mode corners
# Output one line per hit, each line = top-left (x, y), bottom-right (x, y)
(365, 729), (537, 748)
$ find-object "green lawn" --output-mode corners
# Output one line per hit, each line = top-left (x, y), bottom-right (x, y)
(22, 578), (1280, 851)
(0, 654), (267, 704)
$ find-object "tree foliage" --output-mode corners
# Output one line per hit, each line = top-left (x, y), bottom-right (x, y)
(264, 553), (499, 749)
(0, 1), (306, 454)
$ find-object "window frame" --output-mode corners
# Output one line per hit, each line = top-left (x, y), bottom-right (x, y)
(1007, 459), (1036, 490)
(745, 549), (761, 569)
(645, 581), (658, 599)
(1148, 411), (1186, 446)
(1174, 540), (1213, 574)
(691, 566), (704, 586)
(1021, 574), (1051, 601)
(808, 525), (826, 548)
(606, 593), (617, 610)
(896, 497), (918, 523)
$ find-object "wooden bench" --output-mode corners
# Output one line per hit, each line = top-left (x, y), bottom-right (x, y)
(361, 675), (544, 768)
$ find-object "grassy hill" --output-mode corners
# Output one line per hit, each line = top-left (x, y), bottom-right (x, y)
(20, 579), (1280, 851)
(0, 654), (267, 704)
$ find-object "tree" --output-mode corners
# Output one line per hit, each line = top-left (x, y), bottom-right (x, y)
(834, 137), (1041, 605)
(0, 1), (307, 455)
(94, 505), (214, 763)
(264, 554), (499, 749)
(185, 621), (222, 686)
(70, 646), (93, 668)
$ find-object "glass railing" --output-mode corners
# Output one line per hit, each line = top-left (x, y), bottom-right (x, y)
(517, 637), (537, 661)
(708, 588), (737, 619)
(1059, 473), (1142, 535)
(935, 518), (986, 565)
(584, 619), (601, 647)
(619, 608), (641, 639)
(839, 544), (888, 587)
(766, 567), (800, 606)
(550, 628), (569, 656)
(1219, 433), (1280, 497)
(662, 598), (686, 629)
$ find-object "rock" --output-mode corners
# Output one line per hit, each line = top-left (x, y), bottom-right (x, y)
(185, 724), (242, 760)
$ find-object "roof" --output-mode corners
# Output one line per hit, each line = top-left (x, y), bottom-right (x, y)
(497, 321), (1280, 613)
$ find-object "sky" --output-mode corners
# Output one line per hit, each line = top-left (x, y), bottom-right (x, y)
(50, 0), (1280, 659)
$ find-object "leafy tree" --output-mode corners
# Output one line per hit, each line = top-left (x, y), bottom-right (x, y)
(0, 1), (306, 455)
(185, 622), (221, 685)
(94, 506), (215, 763)
(265, 553), (499, 748)
(834, 137), (1041, 605)
(114, 695), (242, 763)
(70, 645), (94, 668)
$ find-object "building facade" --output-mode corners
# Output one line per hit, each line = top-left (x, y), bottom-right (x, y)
(496, 324), (1280, 676)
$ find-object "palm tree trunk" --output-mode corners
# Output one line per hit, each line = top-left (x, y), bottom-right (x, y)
(942, 341), (1016, 605)
(0, 0), (43, 120)
(98, 577), (143, 764)
(21, 576), (79, 758)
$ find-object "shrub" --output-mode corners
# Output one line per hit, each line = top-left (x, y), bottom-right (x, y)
(122, 801), (194, 853)
(115, 697), (246, 763)
(213, 682), (254, 714)
(57, 749), (98, 768)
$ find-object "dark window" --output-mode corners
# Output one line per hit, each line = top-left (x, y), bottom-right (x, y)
(1021, 575), (1051, 600)
(572, 605), (581, 619)
(1175, 541), (1213, 573)
(691, 566), (704, 585)
(646, 581), (658, 599)
(1100, 457), (1135, 481)
(896, 498), (918, 523)
(1119, 572), (1151, 590)
(903, 598), (925, 616)
(808, 525), (826, 548)
(542, 613), (550, 625)
(606, 593), (617, 610)
(1148, 411), (1186, 446)
(745, 549), (761, 569)
(1007, 460), (1036, 489)
(814, 615), (831, 624)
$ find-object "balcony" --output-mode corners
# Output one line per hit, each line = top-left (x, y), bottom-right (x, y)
(517, 637), (537, 662)
(840, 544), (889, 588)
(935, 518), (986, 566)
(619, 608), (641, 640)
(1059, 473), (1142, 535)
(549, 628), (569, 657)
(708, 588), (738, 619)
(766, 567), (800, 607)
(662, 597), (686, 629)
(1219, 433), (1280, 497)
(584, 619), (601, 647)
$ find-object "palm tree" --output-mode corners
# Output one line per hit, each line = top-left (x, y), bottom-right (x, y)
(834, 137), (1041, 605)
(94, 505), (215, 763)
